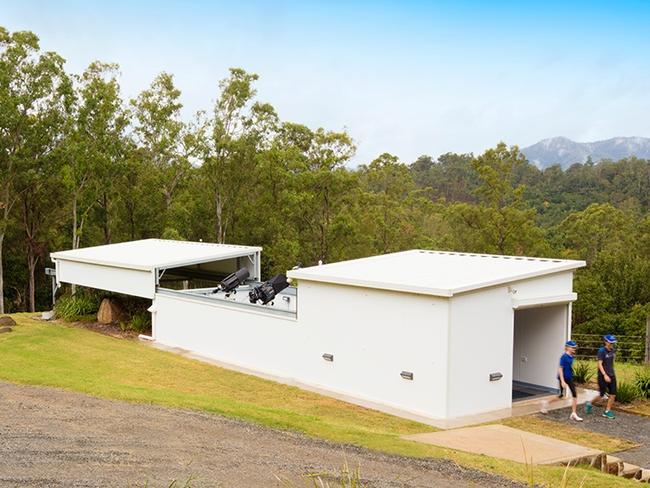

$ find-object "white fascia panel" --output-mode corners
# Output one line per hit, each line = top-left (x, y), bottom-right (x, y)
(512, 293), (578, 310)
(55, 258), (156, 299)
(287, 250), (585, 298)
(286, 274), (454, 297)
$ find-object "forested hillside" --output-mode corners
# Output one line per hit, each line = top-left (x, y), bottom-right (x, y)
(1, 27), (649, 337)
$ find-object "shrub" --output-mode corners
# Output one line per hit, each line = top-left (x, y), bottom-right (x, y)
(615, 381), (641, 404)
(54, 292), (100, 321)
(572, 361), (594, 384)
(126, 311), (151, 334)
(634, 367), (650, 399)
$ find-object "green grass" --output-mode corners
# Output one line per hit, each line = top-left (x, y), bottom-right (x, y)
(0, 314), (639, 487)
(582, 360), (649, 383)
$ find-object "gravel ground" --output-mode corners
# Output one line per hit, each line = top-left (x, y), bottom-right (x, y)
(543, 405), (650, 467)
(0, 381), (520, 488)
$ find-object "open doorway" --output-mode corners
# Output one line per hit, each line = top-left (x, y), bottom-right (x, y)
(512, 305), (569, 401)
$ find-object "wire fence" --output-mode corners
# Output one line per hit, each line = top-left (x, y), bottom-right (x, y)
(571, 333), (646, 363)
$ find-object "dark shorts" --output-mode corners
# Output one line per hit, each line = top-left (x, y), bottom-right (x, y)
(558, 379), (577, 398)
(598, 374), (617, 396)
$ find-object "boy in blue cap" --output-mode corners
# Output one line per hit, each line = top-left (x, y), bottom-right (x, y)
(541, 340), (582, 420)
(586, 334), (617, 419)
(559, 340), (582, 421)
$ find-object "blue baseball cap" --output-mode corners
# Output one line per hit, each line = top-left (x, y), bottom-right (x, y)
(565, 340), (578, 348)
(604, 334), (617, 344)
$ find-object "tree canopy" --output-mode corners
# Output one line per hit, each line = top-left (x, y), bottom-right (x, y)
(1, 26), (648, 338)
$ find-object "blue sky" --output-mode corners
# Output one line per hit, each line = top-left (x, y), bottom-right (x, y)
(2, 1), (649, 164)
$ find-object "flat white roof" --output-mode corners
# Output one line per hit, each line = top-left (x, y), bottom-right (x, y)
(51, 239), (261, 271)
(287, 250), (585, 297)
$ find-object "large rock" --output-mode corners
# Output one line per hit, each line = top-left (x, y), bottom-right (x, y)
(97, 298), (123, 324)
(42, 310), (55, 321)
(0, 316), (17, 327)
(0, 326), (12, 334)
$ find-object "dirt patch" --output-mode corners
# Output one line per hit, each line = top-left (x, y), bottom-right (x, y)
(55, 318), (144, 340)
(0, 381), (520, 488)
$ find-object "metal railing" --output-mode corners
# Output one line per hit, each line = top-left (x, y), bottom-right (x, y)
(571, 333), (646, 362)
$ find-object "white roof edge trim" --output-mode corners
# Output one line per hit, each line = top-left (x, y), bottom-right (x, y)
(287, 250), (586, 298)
(50, 239), (262, 272)
(50, 248), (261, 272)
(449, 261), (586, 295)
(290, 274), (455, 297)
(50, 256), (153, 272)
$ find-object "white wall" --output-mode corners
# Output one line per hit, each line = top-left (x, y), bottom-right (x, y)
(446, 272), (575, 418)
(297, 282), (450, 419)
(447, 286), (514, 418)
(513, 305), (568, 389)
(154, 292), (300, 379)
(154, 281), (450, 419)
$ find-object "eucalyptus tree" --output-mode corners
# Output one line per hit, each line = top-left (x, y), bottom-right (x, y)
(292, 128), (357, 264)
(358, 153), (429, 254)
(61, 61), (127, 250)
(240, 122), (313, 272)
(131, 72), (191, 236)
(198, 68), (278, 243)
(445, 143), (548, 256)
(0, 27), (71, 313)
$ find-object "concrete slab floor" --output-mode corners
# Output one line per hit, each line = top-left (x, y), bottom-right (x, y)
(403, 424), (603, 465)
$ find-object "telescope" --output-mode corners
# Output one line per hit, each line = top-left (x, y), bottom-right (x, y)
(213, 268), (250, 294)
(249, 274), (289, 305)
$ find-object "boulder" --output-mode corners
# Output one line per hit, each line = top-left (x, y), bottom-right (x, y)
(97, 298), (124, 324)
(0, 316), (17, 327)
(0, 326), (12, 334)
(42, 310), (55, 321)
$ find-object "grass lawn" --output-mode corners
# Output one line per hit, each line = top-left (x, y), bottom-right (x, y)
(582, 360), (649, 383)
(0, 314), (640, 487)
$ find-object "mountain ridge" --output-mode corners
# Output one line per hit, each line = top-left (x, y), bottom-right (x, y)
(521, 136), (650, 169)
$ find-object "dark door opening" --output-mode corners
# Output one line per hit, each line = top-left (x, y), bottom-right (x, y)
(512, 305), (569, 402)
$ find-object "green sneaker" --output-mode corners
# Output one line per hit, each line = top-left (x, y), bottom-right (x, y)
(602, 410), (615, 419)
(585, 402), (593, 414)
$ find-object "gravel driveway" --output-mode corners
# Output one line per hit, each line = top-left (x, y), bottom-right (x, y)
(0, 381), (518, 488)
(542, 406), (650, 467)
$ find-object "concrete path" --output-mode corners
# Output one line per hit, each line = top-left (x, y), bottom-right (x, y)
(404, 425), (602, 465)
(0, 381), (520, 488)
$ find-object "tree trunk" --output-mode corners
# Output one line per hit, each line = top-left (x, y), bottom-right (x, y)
(102, 192), (111, 244)
(129, 204), (135, 240)
(71, 195), (78, 294)
(216, 192), (224, 243)
(0, 232), (4, 314)
(72, 194), (78, 249)
(26, 250), (37, 313)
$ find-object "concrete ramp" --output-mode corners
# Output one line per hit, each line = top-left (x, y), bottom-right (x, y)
(404, 424), (603, 465)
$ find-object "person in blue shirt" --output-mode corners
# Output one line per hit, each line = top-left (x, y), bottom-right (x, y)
(558, 340), (582, 421)
(586, 334), (617, 419)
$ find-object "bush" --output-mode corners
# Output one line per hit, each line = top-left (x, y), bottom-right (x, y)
(615, 381), (641, 404)
(572, 361), (595, 384)
(54, 292), (100, 321)
(123, 311), (151, 334)
(634, 367), (650, 399)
